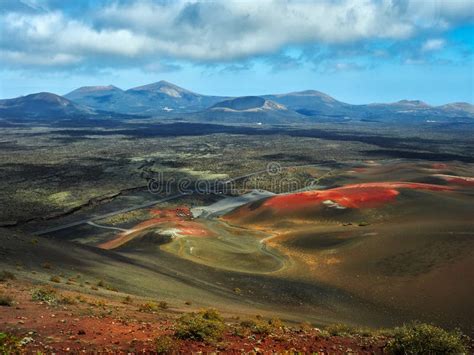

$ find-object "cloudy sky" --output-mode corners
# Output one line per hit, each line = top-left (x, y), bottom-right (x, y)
(1, 0), (473, 104)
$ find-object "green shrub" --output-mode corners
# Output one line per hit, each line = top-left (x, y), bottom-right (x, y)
(236, 317), (282, 336)
(0, 332), (21, 353)
(155, 335), (177, 353)
(253, 320), (273, 335)
(269, 318), (284, 329)
(299, 321), (313, 332)
(175, 309), (225, 343)
(59, 295), (76, 305)
(386, 322), (467, 354)
(31, 286), (58, 305)
(325, 323), (356, 336)
(138, 302), (159, 313)
(0, 294), (13, 306)
(0, 271), (15, 282)
(234, 321), (255, 337)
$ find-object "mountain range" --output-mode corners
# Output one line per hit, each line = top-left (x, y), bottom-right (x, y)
(1, 80), (473, 123)
(64, 81), (225, 115)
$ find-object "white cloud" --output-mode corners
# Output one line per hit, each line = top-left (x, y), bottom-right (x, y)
(407, 0), (474, 26)
(421, 38), (446, 52)
(0, 50), (81, 66)
(0, 0), (472, 68)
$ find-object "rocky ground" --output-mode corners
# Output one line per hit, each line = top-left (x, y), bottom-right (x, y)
(1, 279), (393, 353)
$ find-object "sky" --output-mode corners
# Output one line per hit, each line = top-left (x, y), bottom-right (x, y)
(0, 0), (473, 104)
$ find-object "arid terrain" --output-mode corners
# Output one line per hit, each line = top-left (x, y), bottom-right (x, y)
(1, 118), (473, 352)
(2, 0), (474, 351)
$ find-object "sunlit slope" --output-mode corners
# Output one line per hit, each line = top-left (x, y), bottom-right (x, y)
(223, 162), (474, 330)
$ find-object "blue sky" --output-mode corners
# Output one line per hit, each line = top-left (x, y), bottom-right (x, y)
(0, 0), (473, 104)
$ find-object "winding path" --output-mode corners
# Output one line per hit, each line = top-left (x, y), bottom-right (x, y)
(33, 193), (189, 236)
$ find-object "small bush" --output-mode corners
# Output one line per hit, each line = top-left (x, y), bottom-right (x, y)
(253, 320), (273, 335)
(385, 322), (467, 354)
(89, 300), (106, 308)
(318, 329), (331, 339)
(0, 294), (13, 307)
(356, 327), (375, 337)
(155, 335), (177, 353)
(175, 309), (225, 343)
(49, 275), (61, 283)
(299, 321), (313, 332)
(0, 271), (15, 282)
(234, 320), (256, 337)
(32, 286), (58, 305)
(235, 317), (282, 336)
(0, 332), (21, 353)
(269, 318), (284, 329)
(97, 280), (105, 287)
(326, 323), (356, 336)
(75, 295), (87, 303)
(59, 295), (76, 305)
(138, 302), (159, 313)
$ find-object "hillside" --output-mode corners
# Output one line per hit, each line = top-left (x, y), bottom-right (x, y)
(0, 92), (95, 119)
(193, 96), (305, 123)
(65, 81), (225, 115)
(263, 90), (353, 117)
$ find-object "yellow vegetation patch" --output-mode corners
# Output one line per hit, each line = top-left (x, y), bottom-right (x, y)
(48, 191), (72, 205)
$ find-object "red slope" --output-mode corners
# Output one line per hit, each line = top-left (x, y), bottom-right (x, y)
(260, 182), (454, 211)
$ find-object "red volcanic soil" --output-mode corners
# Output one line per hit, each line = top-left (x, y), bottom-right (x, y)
(135, 207), (212, 237)
(261, 182), (454, 211)
(1, 280), (389, 354)
(98, 207), (212, 250)
(433, 174), (474, 187)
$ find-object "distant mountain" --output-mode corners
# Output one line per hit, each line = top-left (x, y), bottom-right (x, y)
(193, 96), (305, 123)
(64, 85), (125, 114)
(438, 102), (474, 115)
(211, 96), (287, 111)
(263, 90), (474, 122)
(67, 85), (123, 97)
(357, 99), (474, 122)
(391, 99), (431, 108)
(0, 92), (95, 119)
(127, 80), (196, 98)
(65, 81), (225, 115)
(263, 90), (352, 117)
(3, 82), (473, 123)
